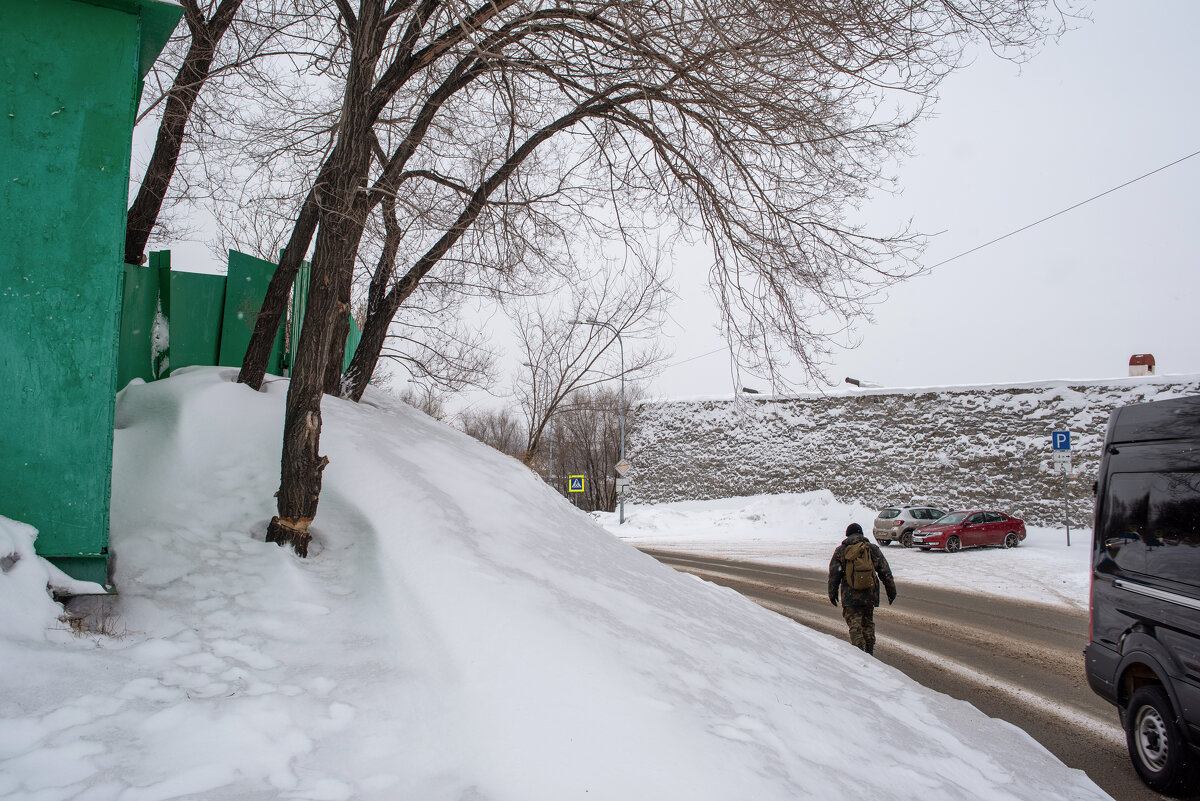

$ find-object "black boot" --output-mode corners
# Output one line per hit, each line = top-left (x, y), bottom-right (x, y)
(866, 643), (874, 655)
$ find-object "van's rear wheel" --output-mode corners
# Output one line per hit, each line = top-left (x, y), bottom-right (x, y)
(946, 535), (961, 553)
(900, 530), (914, 548)
(1125, 685), (1200, 795)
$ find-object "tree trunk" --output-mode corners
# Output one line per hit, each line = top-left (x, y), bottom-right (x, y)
(322, 266), (353, 396)
(341, 208), (402, 401)
(343, 289), (402, 402)
(237, 188), (322, 390)
(267, 197), (366, 556)
(125, 0), (243, 266)
(266, 403), (327, 557)
(268, 1), (388, 555)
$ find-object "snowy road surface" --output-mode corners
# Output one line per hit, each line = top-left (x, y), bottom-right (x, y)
(642, 550), (1197, 801)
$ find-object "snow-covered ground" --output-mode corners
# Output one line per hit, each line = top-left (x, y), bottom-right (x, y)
(596, 493), (1091, 611)
(0, 368), (1110, 800)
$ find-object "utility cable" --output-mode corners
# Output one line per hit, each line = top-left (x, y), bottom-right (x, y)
(929, 148), (1200, 270)
(669, 345), (727, 368)
(663, 149), (1199, 371)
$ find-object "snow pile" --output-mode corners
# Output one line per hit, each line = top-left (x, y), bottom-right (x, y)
(0, 517), (106, 640)
(0, 367), (1110, 800)
(596, 491), (1092, 610)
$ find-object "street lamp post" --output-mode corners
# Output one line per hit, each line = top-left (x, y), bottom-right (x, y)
(522, 360), (551, 488)
(569, 318), (626, 523)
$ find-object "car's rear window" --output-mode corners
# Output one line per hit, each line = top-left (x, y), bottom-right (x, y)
(878, 509), (901, 519)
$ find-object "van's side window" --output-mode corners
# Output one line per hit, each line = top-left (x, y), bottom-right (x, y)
(1103, 472), (1200, 584)
(1144, 471), (1200, 587)
(1101, 473), (1152, 574)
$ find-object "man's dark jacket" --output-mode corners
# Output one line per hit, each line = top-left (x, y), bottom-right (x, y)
(828, 532), (897, 608)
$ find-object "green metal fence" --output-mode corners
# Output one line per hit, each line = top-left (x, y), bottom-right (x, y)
(217, 250), (286, 374)
(119, 250), (363, 388)
(167, 265), (227, 375)
(117, 252), (171, 387)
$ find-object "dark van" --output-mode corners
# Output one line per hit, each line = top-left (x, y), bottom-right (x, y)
(1085, 395), (1200, 796)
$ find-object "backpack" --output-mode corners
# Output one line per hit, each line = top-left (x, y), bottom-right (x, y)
(843, 540), (875, 591)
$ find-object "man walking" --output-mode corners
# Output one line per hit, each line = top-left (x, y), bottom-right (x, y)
(828, 523), (896, 654)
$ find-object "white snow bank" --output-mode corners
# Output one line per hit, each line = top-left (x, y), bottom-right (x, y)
(0, 516), (106, 640)
(0, 367), (1110, 800)
(597, 492), (1092, 610)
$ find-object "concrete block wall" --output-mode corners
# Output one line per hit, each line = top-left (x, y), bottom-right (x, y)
(624, 377), (1200, 527)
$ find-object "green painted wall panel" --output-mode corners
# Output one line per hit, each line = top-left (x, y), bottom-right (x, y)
(218, 250), (285, 375)
(285, 265), (359, 374)
(0, 0), (181, 586)
(287, 264), (310, 372)
(117, 259), (170, 388)
(167, 270), (227, 374)
(344, 315), (362, 372)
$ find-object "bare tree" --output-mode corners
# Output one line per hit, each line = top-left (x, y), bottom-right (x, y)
(512, 263), (669, 467)
(348, 195), (501, 396)
(263, 0), (416, 556)
(127, 0), (243, 265)
(127, 0), (310, 266)
(456, 407), (527, 459)
(242, 0), (1067, 556)
(394, 382), (450, 420)
(551, 386), (644, 512)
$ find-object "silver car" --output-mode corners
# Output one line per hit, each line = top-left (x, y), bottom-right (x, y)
(872, 505), (946, 547)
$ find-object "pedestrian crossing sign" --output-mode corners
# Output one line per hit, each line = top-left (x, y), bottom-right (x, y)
(568, 475), (585, 493)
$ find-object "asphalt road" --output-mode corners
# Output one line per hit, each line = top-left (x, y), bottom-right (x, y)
(640, 548), (1198, 801)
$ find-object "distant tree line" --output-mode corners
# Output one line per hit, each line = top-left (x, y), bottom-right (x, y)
(428, 385), (638, 514)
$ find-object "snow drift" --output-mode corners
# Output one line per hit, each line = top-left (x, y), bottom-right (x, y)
(0, 367), (1109, 800)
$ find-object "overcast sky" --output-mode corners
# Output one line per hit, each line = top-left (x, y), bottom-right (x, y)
(651, 0), (1200, 398)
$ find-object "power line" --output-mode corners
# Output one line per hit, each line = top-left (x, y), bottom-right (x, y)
(669, 345), (727, 368)
(664, 149), (1199, 372)
(929, 148), (1200, 270)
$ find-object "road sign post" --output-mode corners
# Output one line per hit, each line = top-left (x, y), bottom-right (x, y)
(1052, 432), (1071, 545)
(614, 459), (631, 518)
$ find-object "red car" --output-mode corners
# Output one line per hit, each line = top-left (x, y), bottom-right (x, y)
(911, 510), (1026, 553)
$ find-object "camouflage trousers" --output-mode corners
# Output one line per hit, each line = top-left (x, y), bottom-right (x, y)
(841, 604), (876, 651)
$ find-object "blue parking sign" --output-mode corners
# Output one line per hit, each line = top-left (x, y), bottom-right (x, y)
(1052, 430), (1071, 450)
